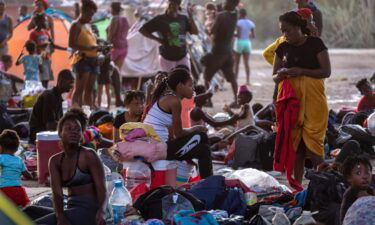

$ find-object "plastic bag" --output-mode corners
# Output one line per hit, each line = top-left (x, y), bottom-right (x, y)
(248, 215), (272, 225)
(30, 193), (68, 208)
(162, 193), (195, 223)
(225, 168), (291, 193)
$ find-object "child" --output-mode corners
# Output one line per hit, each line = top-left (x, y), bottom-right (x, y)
(16, 40), (42, 82)
(113, 90), (145, 143)
(224, 85), (255, 129)
(0, 129), (34, 207)
(29, 13), (53, 88)
(356, 78), (375, 113)
(204, 3), (216, 36)
(340, 156), (374, 222)
(190, 85), (240, 128)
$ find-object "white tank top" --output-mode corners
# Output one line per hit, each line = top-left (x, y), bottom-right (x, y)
(143, 101), (173, 142)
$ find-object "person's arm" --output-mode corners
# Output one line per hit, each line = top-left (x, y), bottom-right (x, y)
(15, 52), (24, 66)
(69, 22), (97, 51)
(49, 156), (72, 225)
(250, 28), (255, 39)
(235, 26), (240, 38)
(357, 97), (365, 112)
(208, 13), (220, 39)
(262, 37), (283, 66)
(7, 17), (13, 41)
(86, 150), (106, 225)
(187, 6), (198, 35)
(106, 17), (118, 43)
(48, 16), (55, 42)
(313, 9), (323, 37)
(272, 55), (287, 83)
(194, 108), (239, 128)
(139, 18), (164, 45)
(283, 50), (331, 79)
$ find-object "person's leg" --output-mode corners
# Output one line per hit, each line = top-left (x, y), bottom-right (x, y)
(294, 142), (306, 183)
(72, 72), (89, 107)
(105, 84), (111, 109)
(97, 84), (103, 108)
(111, 67), (123, 107)
(221, 54), (238, 107)
(243, 52), (250, 85)
(234, 52), (241, 80)
(166, 132), (213, 178)
(41, 80), (48, 89)
(83, 72), (96, 108)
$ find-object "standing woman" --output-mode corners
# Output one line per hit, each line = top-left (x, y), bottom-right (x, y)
(107, 2), (129, 73)
(0, 1), (13, 58)
(272, 11), (331, 188)
(69, 0), (98, 108)
(25, 109), (106, 225)
(143, 68), (213, 178)
(28, 0), (54, 42)
(234, 8), (255, 85)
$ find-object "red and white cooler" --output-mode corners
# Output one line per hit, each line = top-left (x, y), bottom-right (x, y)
(150, 160), (177, 189)
(36, 131), (62, 184)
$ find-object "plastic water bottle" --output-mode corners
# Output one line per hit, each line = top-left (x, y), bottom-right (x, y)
(126, 157), (151, 190)
(293, 211), (317, 225)
(271, 207), (291, 225)
(109, 180), (132, 225)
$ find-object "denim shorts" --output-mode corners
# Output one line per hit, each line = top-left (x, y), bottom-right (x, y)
(73, 59), (100, 75)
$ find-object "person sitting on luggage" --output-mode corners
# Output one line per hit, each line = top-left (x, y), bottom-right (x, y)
(190, 85), (240, 128)
(0, 129), (34, 207)
(113, 90), (145, 143)
(340, 156), (374, 223)
(356, 78), (375, 113)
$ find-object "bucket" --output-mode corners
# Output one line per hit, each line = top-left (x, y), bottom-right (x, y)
(36, 131), (61, 184)
(150, 160), (177, 189)
(176, 161), (194, 186)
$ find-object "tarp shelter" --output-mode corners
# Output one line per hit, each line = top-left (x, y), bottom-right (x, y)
(8, 15), (71, 85)
(120, 19), (160, 78)
(0, 192), (34, 225)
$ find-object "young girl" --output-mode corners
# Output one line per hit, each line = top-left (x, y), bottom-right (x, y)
(223, 85), (255, 129)
(340, 156), (374, 222)
(16, 40), (42, 82)
(0, 129), (34, 207)
(113, 90), (145, 143)
(142, 67), (213, 178)
(29, 13), (53, 88)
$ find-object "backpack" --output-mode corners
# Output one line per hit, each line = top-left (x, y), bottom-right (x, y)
(187, 176), (247, 216)
(304, 169), (346, 225)
(232, 131), (264, 170)
(133, 186), (204, 220)
(257, 132), (275, 171)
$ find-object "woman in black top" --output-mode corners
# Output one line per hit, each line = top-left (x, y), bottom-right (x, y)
(272, 11), (331, 184)
(113, 90), (145, 143)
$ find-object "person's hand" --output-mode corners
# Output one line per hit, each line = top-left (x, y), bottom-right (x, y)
(96, 211), (106, 225)
(57, 217), (72, 225)
(285, 67), (303, 76)
(89, 45), (98, 51)
(192, 125), (208, 133)
(223, 104), (232, 113)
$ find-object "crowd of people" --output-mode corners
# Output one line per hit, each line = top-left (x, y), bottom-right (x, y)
(0, 0), (375, 224)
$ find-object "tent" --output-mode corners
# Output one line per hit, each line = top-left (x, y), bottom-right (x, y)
(8, 15), (71, 85)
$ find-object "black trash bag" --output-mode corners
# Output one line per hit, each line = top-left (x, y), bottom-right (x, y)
(247, 215), (271, 225)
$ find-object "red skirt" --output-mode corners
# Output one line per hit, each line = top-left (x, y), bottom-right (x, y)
(1, 186), (30, 207)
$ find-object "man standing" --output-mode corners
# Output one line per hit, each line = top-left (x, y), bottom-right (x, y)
(295, 0), (323, 36)
(28, 70), (75, 144)
(204, 0), (240, 108)
(140, 0), (198, 72)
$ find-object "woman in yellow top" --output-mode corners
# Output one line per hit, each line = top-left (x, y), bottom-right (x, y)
(272, 11), (331, 183)
(69, 0), (98, 108)
(263, 8), (318, 66)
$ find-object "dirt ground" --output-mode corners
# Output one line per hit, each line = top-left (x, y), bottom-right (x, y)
(25, 49), (375, 201)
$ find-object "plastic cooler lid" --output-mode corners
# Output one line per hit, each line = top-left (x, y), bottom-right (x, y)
(36, 131), (60, 141)
(151, 160), (177, 170)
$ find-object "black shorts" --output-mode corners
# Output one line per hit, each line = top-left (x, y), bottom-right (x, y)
(202, 53), (235, 82)
(98, 58), (111, 85)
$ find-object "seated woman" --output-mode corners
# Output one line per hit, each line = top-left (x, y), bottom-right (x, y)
(24, 108), (106, 225)
(142, 67), (213, 178)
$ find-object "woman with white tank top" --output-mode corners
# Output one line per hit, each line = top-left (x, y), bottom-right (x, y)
(143, 67), (213, 178)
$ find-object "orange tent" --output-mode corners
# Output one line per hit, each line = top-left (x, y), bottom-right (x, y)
(8, 17), (71, 85)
